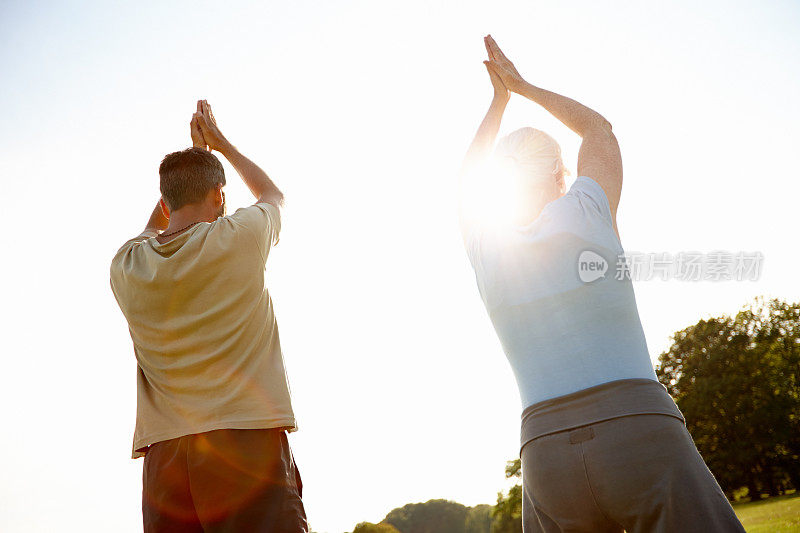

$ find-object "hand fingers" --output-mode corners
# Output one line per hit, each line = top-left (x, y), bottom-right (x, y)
(197, 119), (209, 144)
(486, 34), (498, 56)
(193, 113), (212, 150)
(484, 60), (504, 75)
(484, 61), (501, 83)
(487, 35), (510, 63)
(486, 35), (500, 53)
(202, 99), (217, 126)
(484, 35), (495, 61)
(201, 99), (214, 125)
(197, 100), (202, 113)
(196, 109), (212, 132)
(208, 103), (216, 124)
(191, 115), (202, 137)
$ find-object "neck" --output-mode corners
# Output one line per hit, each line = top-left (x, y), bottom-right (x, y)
(512, 191), (553, 226)
(164, 204), (216, 234)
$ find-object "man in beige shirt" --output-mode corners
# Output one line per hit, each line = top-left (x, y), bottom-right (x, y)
(110, 100), (306, 532)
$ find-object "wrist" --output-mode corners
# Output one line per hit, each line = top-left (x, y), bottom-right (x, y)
(515, 80), (536, 97)
(217, 139), (236, 157)
(491, 94), (509, 107)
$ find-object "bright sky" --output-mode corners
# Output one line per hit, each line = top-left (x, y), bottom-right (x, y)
(1, 1), (799, 531)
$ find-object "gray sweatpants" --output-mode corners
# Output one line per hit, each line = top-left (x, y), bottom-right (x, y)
(521, 414), (745, 532)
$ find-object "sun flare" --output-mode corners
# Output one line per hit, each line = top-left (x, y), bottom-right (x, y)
(460, 156), (521, 230)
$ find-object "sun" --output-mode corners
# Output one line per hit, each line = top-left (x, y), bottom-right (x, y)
(459, 155), (521, 231)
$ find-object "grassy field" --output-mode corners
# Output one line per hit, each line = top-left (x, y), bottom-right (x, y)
(734, 492), (800, 532)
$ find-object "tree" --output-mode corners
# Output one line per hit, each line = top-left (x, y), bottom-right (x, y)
(352, 522), (400, 533)
(490, 460), (522, 533)
(656, 297), (800, 499)
(383, 499), (469, 533)
(464, 504), (493, 533)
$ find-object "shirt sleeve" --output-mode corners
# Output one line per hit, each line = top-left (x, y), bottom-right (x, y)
(568, 176), (614, 227)
(509, 175), (616, 250)
(112, 230), (158, 261)
(228, 202), (282, 263)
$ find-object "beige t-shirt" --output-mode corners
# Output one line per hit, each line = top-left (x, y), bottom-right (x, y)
(109, 202), (296, 459)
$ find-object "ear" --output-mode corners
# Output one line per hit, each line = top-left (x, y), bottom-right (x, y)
(159, 197), (170, 219)
(214, 185), (224, 207)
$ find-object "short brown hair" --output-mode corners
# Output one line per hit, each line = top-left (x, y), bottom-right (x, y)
(159, 147), (226, 211)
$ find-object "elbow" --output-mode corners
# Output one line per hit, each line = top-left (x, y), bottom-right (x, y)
(271, 190), (286, 208)
(258, 190), (285, 208)
(584, 115), (614, 138)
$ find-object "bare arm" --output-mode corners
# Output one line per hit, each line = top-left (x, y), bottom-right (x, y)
(484, 36), (622, 227)
(515, 82), (621, 225)
(139, 115), (209, 235)
(220, 144), (284, 207)
(461, 38), (512, 173)
(195, 100), (284, 208)
(461, 94), (508, 174)
(458, 44), (511, 230)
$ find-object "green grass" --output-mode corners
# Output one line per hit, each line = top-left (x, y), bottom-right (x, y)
(733, 492), (800, 532)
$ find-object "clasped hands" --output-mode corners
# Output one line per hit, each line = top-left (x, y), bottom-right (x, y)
(482, 34), (529, 103)
(189, 99), (230, 153)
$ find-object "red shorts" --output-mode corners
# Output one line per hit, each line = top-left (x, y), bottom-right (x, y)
(142, 428), (307, 532)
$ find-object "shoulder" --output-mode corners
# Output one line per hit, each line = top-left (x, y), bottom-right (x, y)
(513, 176), (615, 245)
(566, 176), (614, 226)
(228, 202), (281, 228)
(218, 202), (283, 261)
(111, 231), (157, 265)
(109, 231), (158, 289)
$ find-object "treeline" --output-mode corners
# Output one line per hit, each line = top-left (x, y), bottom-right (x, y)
(656, 297), (800, 499)
(349, 460), (523, 533)
(350, 499), (509, 533)
(346, 297), (799, 533)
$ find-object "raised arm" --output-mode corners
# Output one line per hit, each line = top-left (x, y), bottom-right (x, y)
(142, 199), (169, 235)
(460, 61), (510, 172)
(458, 39), (512, 231)
(195, 100), (284, 208)
(483, 35), (622, 227)
(139, 114), (209, 236)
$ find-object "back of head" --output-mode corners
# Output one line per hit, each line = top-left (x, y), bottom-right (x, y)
(159, 147), (226, 211)
(495, 127), (567, 195)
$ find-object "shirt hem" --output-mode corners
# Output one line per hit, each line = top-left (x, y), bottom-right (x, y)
(132, 417), (298, 459)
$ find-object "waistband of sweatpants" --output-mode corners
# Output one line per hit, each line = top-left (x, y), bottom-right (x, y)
(520, 378), (685, 453)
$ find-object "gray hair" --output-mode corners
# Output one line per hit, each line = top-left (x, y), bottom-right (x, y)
(495, 127), (568, 194)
